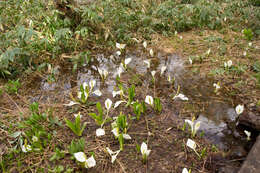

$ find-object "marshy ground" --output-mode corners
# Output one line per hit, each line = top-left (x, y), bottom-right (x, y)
(0, 0), (259, 172)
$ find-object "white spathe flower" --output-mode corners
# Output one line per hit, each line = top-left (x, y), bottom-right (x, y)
(125, 58), (132, 65)
(149, 49), (154, 57)
(112, 128), (119, 137)
(144, 60), (151, 68)
(244, 130), (251, 141)
(173, 93), (189, 101)
(106, 147), (120, 163)
(78, 91), (89, 100)
(89, 79), (96, 90)
(145, 95), (154, 106)
(93, 90), (102, 96)
(167, 75), (172, 82)
(189, 57), (193, 64)
(243, 51), (247, 56)
(186, 139), (196, 150)
(123, 134), (132, 140)
(143, 41), (147, 49)
(32, 136), (38, 142)
(179, 36), (183, 40)
(103, 69), (109, 79)
(185, 119), (200, 137)
(206, 49), (211, 55)
(114, 100), (126, 108)
(248, 42), (252, 47)
(151, 71), (156, 78)
(85, 155), (96, 168)
(182, 168), (189, 173)
(116, 51), (121, 56)
(213, 83), (220, 90)
(74, 112), (82, 119)
(224, 60), (232, 68)
(112, 90), (123, 98)
(63, 101), (79, 106)
(96, 128), (105, 137)
(160, 66), (167, 76)
(117, 66), (124, 78)
(235, 104), (244, 115)
(83, 82), (88, 90)
(224, 17), (227, 22)
(175, 31), (178, 35)
(116, 43), (126, 49)
(74, 152), (87, 162)
(141, 142), (151, 157)
(105, 98), (113, 111)
(21, 144), (32, 153)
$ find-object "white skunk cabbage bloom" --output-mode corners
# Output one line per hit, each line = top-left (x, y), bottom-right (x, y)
(189, 57), (193, 64)
(224, 60), (232, 68)
(112, 90), (122, 98)
(105, 99), (113, 111)
(149, 49), (154, 57)
(98, 68), (109, 80)
(151, 71), (156, 78)
(74, 112), (82, 119)
(186, 139), (196, 150)
(145, 95), (154, 106)
(173, 93), (189, 101)
(117, 66), (124, 78)
(206, 49), (211, 55)
(243, 51), (247, 56)
(82, 82), (88, 90)
(144, 60), (151, 68)
(116, 43), (126, 49)
(182, 168), (189, 173)
(244, 130), (251, 141)
(143, 41), (147, 49)
(248, 42), (252, 47)
(116, 51), (121, 56)
(111, 128), (119, 137)
(160, 66), (167, 76)
(213, 83), (220, 90)
(32, 136), (38, 142)
(63, 101), (79, 106)
(235, 104), (244, 115)
(21, 143), (32, 153)
(114, 100), (126, 108)
(74, 152), (96, 168)
(125, 58), (132, 65)
(106, 147), (120, 163)
(96, 128), (105, 137)
(185, 119), (201, 137)
(89, 79), (96, 91)
(141, 142), (151, 158)
(122, 134), (132, 140)
(93, 90), (102, 96)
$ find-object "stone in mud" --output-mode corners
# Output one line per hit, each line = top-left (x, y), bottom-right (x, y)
(238, 111), (260, 131)
(238, 135), (260, 173)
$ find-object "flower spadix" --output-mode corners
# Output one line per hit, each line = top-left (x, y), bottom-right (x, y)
(140, 142), (151, 161)
(105, 99), (112, 111)
(235, 104), (244, 115)
(145, 95), (154, 107)
(151, 71), (156, 78)
(74, 152), (96, 168)
(185, 119), (200, 137)
(106, 147), (120, 163)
